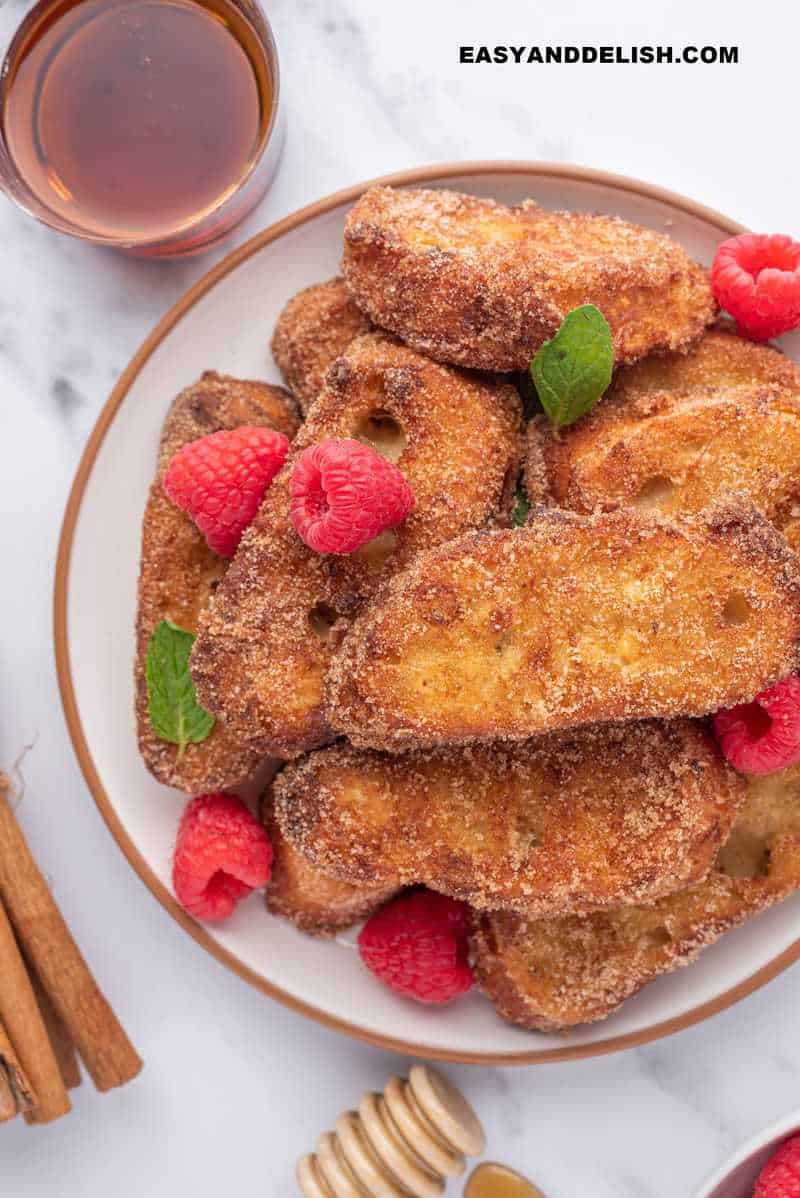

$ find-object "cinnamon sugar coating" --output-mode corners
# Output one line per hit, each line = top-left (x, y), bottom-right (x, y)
(261, 791), (396, 936)
(134, 372), (300, 792)
(274, 721), (743, 917)
(342, 187), (717, 372)
(271, 277), (372, 414)
(326, 501), (800, 752)
(190, 333), (522, 759)
(612, 322), (800, 399)
(526, 328), (800, 526)
(473, 764), (800, 1030)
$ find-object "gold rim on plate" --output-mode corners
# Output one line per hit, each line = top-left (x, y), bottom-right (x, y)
(55, 160), (795, 1065)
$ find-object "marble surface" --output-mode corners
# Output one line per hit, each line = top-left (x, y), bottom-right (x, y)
(1, 0), (799, 1193)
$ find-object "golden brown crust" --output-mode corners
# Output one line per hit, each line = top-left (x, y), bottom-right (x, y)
(271, 277), (372, 414)
(274, 721), (743, 917)
(190, 333), (522, 759)
(611, 323), (800, 399)
(135, 372), (300, 792)
(261, 794), (396, 936)
(527, 329), (800, 522)
(326, 500), (800, 752)
(473, 765), (800, 1030)
(342, 187), (717, 372)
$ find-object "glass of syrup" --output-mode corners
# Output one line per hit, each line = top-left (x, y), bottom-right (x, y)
(0, 0), (283, 256)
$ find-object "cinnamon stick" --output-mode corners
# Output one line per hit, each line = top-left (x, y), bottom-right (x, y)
(0, 1073), (16, 1123)
(0, 896), (70, 1123)
(29, 963), (82, 1091)
(0, 774), (142, 1092)
(0, 1017), (36, 1123)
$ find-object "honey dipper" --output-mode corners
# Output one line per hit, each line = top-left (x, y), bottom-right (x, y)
(296, 1064), (486, 1196)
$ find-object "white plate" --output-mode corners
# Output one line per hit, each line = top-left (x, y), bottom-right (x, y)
(693, 1109), (800, 1197)
(55, 162), (800, 1064)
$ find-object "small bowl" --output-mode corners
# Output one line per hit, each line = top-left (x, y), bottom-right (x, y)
(0, 0), (285, 257)
(693, 1110), (800, 1197)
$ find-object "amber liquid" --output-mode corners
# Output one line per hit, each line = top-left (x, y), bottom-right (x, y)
(2, 0), (272, 241)
(466, 1163), (546, 1198)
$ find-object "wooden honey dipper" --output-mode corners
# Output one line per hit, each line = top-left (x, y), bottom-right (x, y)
(297, 1064), (486, 1197)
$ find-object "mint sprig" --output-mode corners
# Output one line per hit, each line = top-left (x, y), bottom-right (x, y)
(145, 620), (214, 758)
(531, 304), (614, 430)
(512, 486), (530, 527)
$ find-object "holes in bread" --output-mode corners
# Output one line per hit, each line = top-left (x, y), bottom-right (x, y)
(640, 925), (672, 949)
(722, 591), (752, 626)
(201, 561), (225, 592)
(716, 827), (771, 878)
(354, 528), (398, 566)
(353, 409), (406, 463)
(308, 602), (346, 642)
(632, 475), (674, 510)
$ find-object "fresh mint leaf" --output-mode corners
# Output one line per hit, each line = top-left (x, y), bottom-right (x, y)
(530, 304), (614, 430)
(512, 486), (530, 527)
(145, 620), (214, 758)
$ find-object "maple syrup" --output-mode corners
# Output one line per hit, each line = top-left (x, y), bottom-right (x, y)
(0, 0), (277, 249)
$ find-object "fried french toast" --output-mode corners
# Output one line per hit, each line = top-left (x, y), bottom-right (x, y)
(611, 323), (800, 400)
(526, 330), (800, 523)
(271, 277), (371, 414)
(326, 500), (800, 752)
(134, 182), (800, 1029)
(190, 333), (522, 759)
(472, 765), (800, 1031)
(135, 372), (300, 792)
(342, 187), (716, 372)
(275, 721), (743, 917)
(261, 795), (397, 936)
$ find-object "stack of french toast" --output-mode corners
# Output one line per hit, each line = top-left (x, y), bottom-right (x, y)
(136, 185), (800, 1032)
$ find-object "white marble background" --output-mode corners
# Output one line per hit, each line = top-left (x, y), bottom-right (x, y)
(1, 0), (798, 1193)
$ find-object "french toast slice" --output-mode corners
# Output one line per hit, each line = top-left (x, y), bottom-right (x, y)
(326, 501), (800, 752)
(472, 765), (800, 1031)
(342, 187), (716, 372)
(525, 330), (800, 521)
(274, 721), (743, 917)
(261, 795), (397, 936)
(190, 333), (522, 758)
(135, 372), (300, 792)
(611, 324), (800, 400)
(271, 277), (371, 414)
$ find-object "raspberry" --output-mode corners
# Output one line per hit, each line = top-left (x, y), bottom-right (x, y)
(755, 1135), (800, 1198)
(172, 793), (273, 921)
(711, 233), (800, 342)
(713, 675), (800, 775)
(357, 891), (473, 1004)
(164, 426), (289, 557)
(289, 438), (414, 554)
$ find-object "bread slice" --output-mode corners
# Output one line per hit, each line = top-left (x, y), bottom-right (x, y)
(261, 794), (396, 937)
(271, 277), (371, 414)
(611, 324), (800, 400)
(274, 721), (743, 917)
(190, 333), (522, 758)
(472, 765), (800, 1030)
(526, 329), (800, 524)
(326, 501), (800, 752)
(135, 372), (300, 792)
(342, 187), (716, 372)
